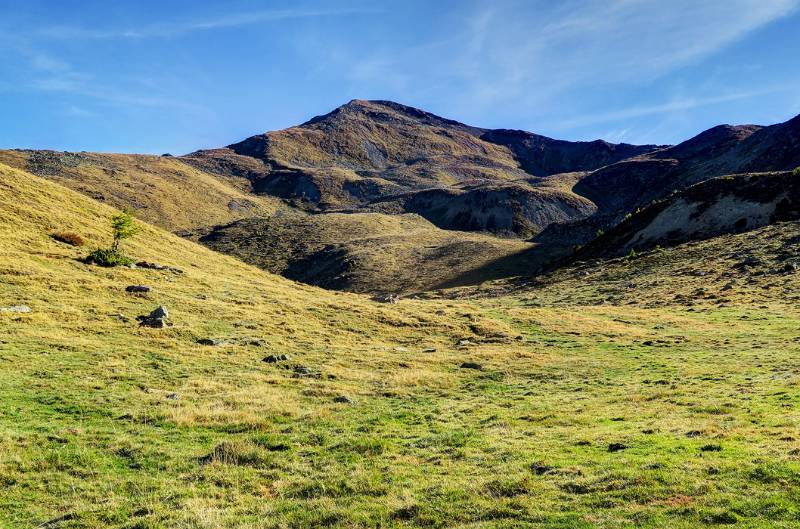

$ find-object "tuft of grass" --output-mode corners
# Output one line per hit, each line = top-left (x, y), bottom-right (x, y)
(199, 441), (272, 467)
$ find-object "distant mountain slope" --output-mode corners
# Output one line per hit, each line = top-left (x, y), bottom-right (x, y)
(480, 128), (656, 176)
(536, 113), (800, 247)
(575, 115), (800, 217)
(183, 99), (658, 233)
(369, 182), (596, 236)
(573, 170), (800, 260)
(4, 101), (800, 296)
(194, 211), (538, 294)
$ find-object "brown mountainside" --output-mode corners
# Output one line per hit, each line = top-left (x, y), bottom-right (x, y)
(183, 99), (658, 234)
(2, 101), (799, 294)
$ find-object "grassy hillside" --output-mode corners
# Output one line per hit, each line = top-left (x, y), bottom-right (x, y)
(434, 218), (800, 307)
(2, 164), (800, 528)
(195, 211), (536, 294)
(0, 150), (284, 232)
(0, 150), (541, 292)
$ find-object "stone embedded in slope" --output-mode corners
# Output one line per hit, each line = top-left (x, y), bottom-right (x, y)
(197, 338), (226, 346)
(140, 317), (166, 328)
(460, 362), (482, 370)
(126, 285), (151, 293)
(149, 306), (168, 319)
(263, 354), (289, 363)
(137, 305), (169, 328)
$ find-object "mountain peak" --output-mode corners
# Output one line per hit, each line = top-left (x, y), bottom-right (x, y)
(302, 99), (478, 132)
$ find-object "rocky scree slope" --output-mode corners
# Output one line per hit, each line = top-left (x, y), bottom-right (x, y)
(573, 170), (800, 260)
(541, 114), (800, 246)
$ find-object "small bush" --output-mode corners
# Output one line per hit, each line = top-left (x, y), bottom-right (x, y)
(793, 167), (800, 176)
(51, 231), (86, 247)
(83, 248), (133, 267)
(84, 209), (140, 267)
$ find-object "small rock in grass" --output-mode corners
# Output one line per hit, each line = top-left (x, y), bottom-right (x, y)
(423, 348), (437, 353)
(136, 306), (169, 328)
(460, 362), (482, 370)
(291, 365), (320, 378)
(263, 354), (289, 363)
(149, 306), (168, 319)
(333, 395), (354, 404)
(125, 285), (151, 293)
(0, 305), (32, 313)
(197, 338), (225, 346)
(140, 317), (166, 328)
(165, 392), (179, 400)
(373, 294), (399, 304)
(457, 339), (473, 347)
(136, 261), (167, 270)
(530, 463), (552, 475)
(608, 443), (628, 452)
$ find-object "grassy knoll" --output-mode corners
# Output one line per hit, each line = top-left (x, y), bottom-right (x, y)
(1, 163), (799, 528)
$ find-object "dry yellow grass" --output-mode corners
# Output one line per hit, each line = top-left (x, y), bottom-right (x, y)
(0, 150), (285, 232)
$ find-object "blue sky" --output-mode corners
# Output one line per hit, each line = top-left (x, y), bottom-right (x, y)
(1, 0), (799, 153)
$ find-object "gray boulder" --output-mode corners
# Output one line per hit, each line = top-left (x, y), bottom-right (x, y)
(137, 305), (169, 328)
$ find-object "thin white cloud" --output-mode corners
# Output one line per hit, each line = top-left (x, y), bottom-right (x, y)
(62, 105), (94, 118)
(315, 0), (798, 115)
(37, 8), (379, 39)
(0, 33), (202, 111)
(558, 87), (794, 128)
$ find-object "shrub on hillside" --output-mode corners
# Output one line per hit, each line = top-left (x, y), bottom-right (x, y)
(793, 166), (800, 176)
(84, 248), (134, 267)
(51, 231), (86, 247)
(84, 209), (140, 267)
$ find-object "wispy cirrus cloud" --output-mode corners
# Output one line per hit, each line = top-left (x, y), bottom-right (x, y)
(558, 86), (796, 129)
(36, 7), (379, 39)
(312, 0), (798, 116)
(3, 43), (201, 110)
